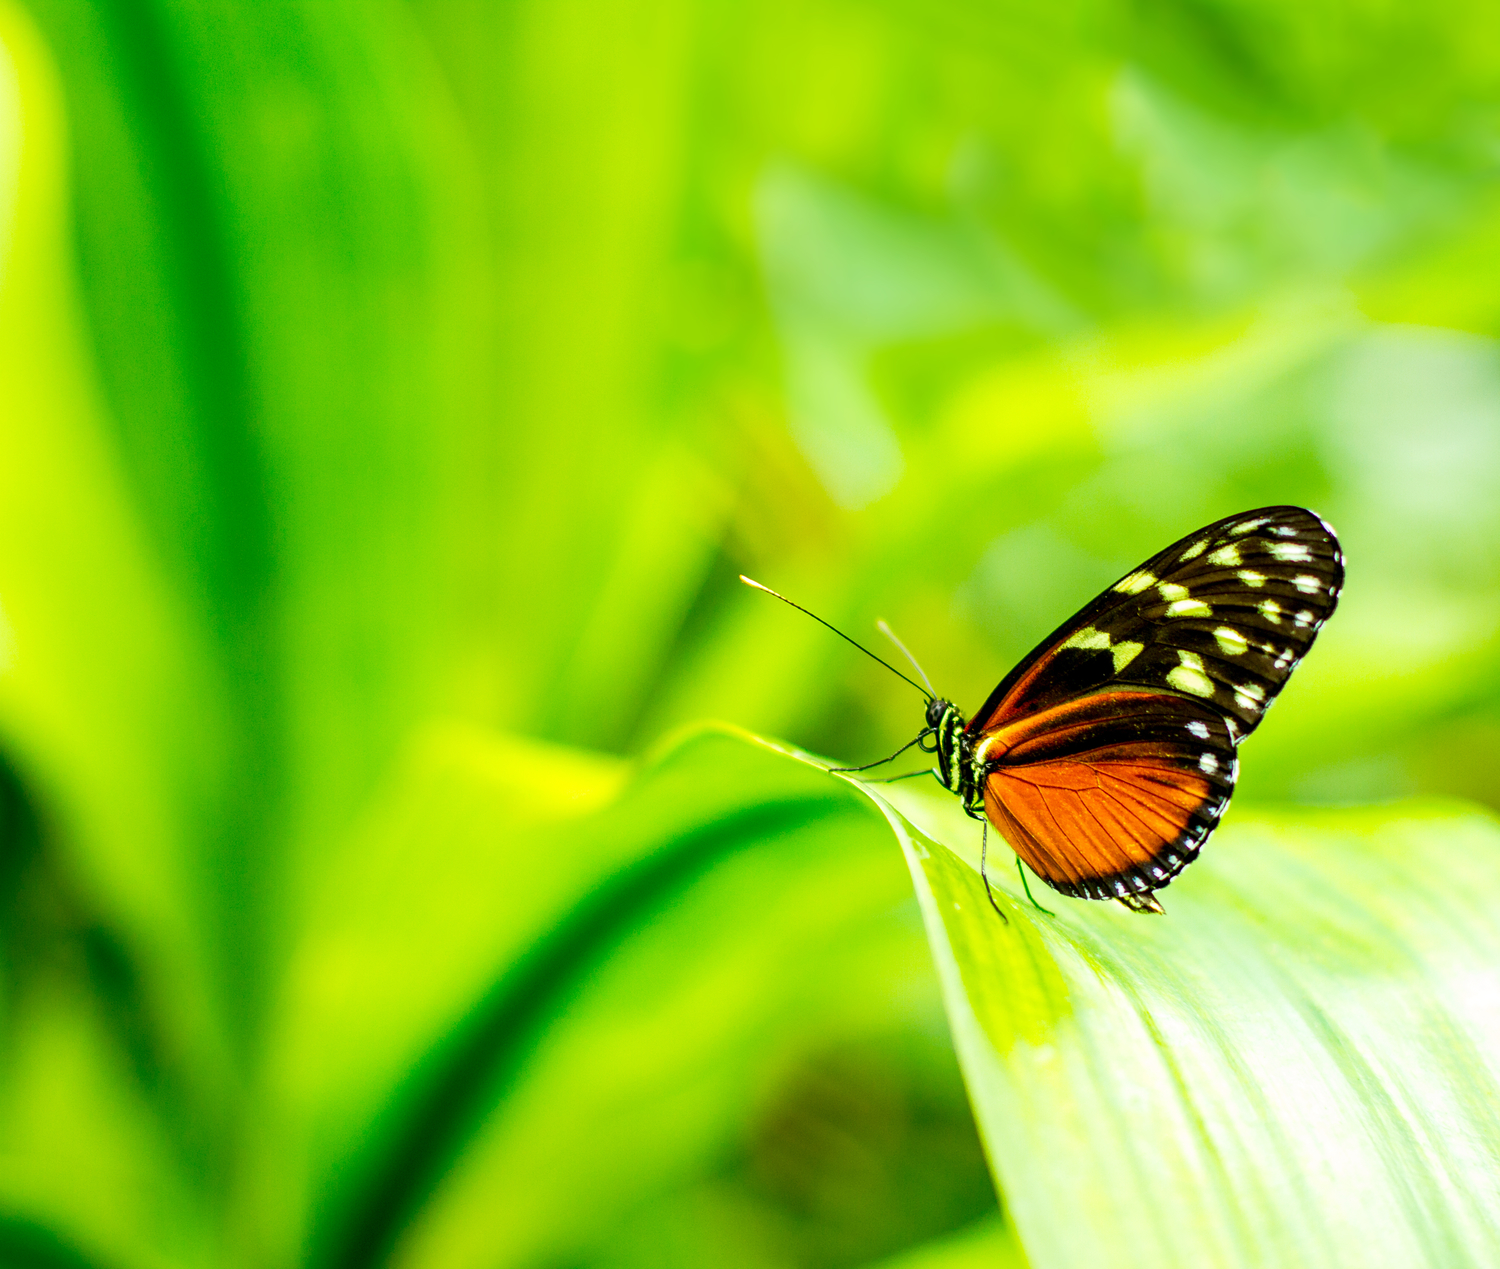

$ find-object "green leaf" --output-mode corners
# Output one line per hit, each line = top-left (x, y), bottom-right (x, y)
(299, 724), (1500, 1269)
(873, 777), (1500, 1269)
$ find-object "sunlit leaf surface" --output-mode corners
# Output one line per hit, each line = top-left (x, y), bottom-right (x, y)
(326, 723), (1500, 1269)
(875, 777), (1500, 1269)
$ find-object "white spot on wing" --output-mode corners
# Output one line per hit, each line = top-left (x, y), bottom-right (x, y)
(1180, 539), (1208, 561)
(1167, 598), (1213, 618)
(1158, 582), (1190, 601)
(1166, 649), (1215, 699)
(1231, 517), (1269, 535)
(1293, 575), (1320, 594)
(1233, 678), (1267, 712)
(1259, 598), (1283, 624)
(1207, 544), (1241, 566)
(1237, 570), (1266, 587)
(1062, 626), (1112, 651)
(1115, 570), (1157, 595)
(1111, 640), (1144, 673)
(1270, 541), (1313, 562)
(1295, 609), (1315, 628)
(1213, 626), (1249, 655)
(1187, 720), (1210, 739)
(1199, 753), (1218, 773)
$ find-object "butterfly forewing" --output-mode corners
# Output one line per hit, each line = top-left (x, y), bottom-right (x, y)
(972, 507), (1342, 737)
(970, 506), (1342, 902)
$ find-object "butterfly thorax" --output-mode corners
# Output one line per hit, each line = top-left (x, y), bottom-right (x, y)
(927, 699), (984, 815)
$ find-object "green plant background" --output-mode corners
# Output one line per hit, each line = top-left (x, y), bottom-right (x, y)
(3, 1), (1500, 1267)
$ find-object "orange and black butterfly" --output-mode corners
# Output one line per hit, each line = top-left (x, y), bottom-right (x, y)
(744, 506), (1342, 916)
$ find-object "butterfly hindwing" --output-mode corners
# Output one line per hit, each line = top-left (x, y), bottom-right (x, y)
(969, 506), (1342, 902)
(979, 690), (1236, 899)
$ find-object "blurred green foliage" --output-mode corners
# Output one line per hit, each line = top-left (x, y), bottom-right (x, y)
(3, 0), (1500, 1266)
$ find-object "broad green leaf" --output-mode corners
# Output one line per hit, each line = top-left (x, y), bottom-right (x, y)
(874, 777), (1500, 1269)
(290, 723), (1500, 1269)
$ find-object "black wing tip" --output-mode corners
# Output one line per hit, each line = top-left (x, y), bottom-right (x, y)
(1193, 503), (1340, 540)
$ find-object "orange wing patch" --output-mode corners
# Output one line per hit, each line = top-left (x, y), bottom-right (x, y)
(985, 760), (1213, 900)
(977, 690), (1235, 901)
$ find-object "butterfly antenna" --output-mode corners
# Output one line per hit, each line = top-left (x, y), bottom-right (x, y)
(740, 576), (934, 702)
(875, 619), (935, 697)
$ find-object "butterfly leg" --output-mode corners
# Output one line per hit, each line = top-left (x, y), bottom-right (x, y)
(1015, 858), (1056, 917)
(829, 729), (933, 774)
(868, 767), (940, 784)
(978, 821), (1009, 925)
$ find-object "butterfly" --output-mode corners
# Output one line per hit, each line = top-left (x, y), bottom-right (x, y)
(743, 506), (1343, 915)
